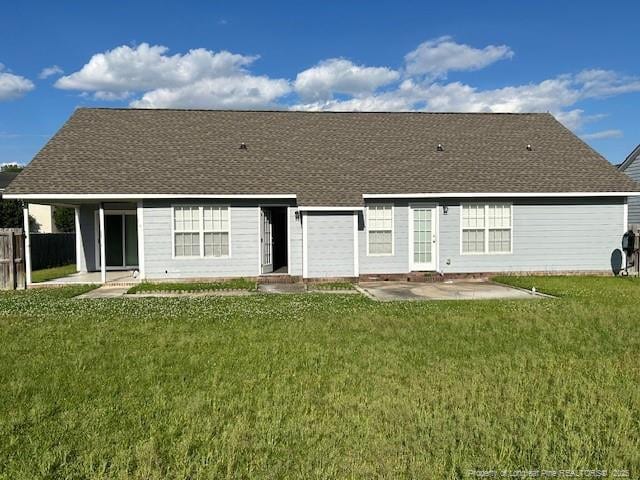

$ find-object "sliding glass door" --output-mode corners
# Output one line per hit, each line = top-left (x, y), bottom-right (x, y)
(105, 213), (138, 268)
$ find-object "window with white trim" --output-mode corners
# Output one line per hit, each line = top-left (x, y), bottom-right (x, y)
(367, 205), (393, 255)
(461, 203), (512, 254)
(173, 206), (230, 258)
(174, 206), (201, 257)
(203, 206), (230, 257)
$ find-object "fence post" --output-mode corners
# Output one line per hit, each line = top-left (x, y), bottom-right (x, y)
(23, 205), (31, 286)
(7, 230), (14, 289)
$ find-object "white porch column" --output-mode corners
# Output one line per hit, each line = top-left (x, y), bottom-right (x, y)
(302, 211), (308, 279)
(136, 201), (145, 280)
(353, 211), (359, 278)
(99, 203), (106, 283)
(74, 207), (82, 272)
(23, 203), (31, 286)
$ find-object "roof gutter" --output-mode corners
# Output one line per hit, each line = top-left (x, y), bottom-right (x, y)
(3, 193), (298, 200)
(363, 192), (640, 199)
(297, 206), (364, 211)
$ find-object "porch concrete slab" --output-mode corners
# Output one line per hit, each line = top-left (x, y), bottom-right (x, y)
(359, 279), (540, 301)
(37, 270), (140, 286)
(76, 286), (131, 299)
(258, 283), (307, 294)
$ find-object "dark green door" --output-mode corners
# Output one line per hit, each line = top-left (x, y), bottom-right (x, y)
(105, 215), (124, 267)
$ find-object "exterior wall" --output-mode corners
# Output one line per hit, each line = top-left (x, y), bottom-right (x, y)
(288, 207), (303, 276)
(29, 204), (56, 233)
(143, 200), (260, 279)
(358, 201), (409, 274)
(621, 156), (640, 224)
(132, 196), (623, 280)
(77, 204), (98, 272)
(142, 200), (297, 279)
(357, 197), (625, 275)
(438, 198), (624, 273)
(306, 212), (355, 278)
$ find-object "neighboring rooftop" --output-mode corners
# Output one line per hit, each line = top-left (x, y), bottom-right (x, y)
(0, 171), (18, 191)
(5, 108), (638, 206)
(618, 144), (640, 172)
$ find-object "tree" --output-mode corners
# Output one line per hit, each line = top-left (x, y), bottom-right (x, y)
(1, 163), (23, 172)
(53, 207), (75, 233)
(0, 199), (23, 228)
(0, 164), (24, 227)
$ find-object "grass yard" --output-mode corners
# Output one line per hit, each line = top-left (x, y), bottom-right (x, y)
(127, 278), (257, 294)
(0, 276), (639, 478)
(30, 263), (77, 283)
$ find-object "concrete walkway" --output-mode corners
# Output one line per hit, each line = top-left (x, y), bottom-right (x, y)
(75, 285), (131, 299)
(359, 279), (542, 301)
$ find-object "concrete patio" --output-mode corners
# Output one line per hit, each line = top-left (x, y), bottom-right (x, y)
(359, 279), (543, 301)
(35, 270), (140, 286)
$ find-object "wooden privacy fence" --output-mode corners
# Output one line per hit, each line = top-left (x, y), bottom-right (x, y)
(30, 233), (75, 270)
(0, 228), (26, 290)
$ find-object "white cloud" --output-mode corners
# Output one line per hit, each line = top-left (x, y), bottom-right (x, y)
(581, 129), (623, 141)
(294, 58), (399, 101)
(131, 75), (290, 109)
(292, 68), (640, 135)
(55, 43), (290, 108)
(54, 39), (640, 137)
(38, 65), (64, 79)
(404, 36), (514, 78)
(0, 64), (34, 101)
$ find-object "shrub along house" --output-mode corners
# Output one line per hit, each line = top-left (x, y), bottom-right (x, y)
(4, 108), (638, 284)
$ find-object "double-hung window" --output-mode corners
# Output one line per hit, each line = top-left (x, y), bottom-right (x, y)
(367, 205), (393, 255)
(203, 206), (230, 257)
(173, 206), (230, 258)
(174, 206), (201, 257)
(461, 203), (512, 254)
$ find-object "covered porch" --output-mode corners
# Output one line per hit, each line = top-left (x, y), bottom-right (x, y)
(24, 200), (144, 286)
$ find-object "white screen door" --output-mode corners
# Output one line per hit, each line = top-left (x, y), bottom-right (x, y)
(410, 206), (436, 271)
(261, 208), (273, 274)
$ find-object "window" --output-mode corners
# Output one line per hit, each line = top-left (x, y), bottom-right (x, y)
(173, 206), (230, 258)
(203, 206), (229, 257)
(367, 205), (393, 255)
(461, 203), (512, 254)
(174, 206), (200, 257)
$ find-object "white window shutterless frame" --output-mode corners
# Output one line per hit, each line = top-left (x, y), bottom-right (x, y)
(409, 204), (437, 271)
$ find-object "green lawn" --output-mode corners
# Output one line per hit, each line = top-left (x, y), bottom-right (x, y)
(31, 263), (77, 283)
(127, 278), (257, 294)
(0, 276), (639, 478)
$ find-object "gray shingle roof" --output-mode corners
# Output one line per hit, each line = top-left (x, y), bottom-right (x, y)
(6, 108), (638, 206)
(0, 172), (18, 190)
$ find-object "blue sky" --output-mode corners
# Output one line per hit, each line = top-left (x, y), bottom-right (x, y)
(1, 0), (639, 166)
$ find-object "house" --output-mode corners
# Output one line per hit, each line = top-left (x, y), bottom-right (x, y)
(1, 171), (57, 232)
(618, 144), (640, 225)
(0, 171), (18, 199)
(4, 108), (638, 284)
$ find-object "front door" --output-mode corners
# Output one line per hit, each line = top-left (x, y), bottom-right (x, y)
(410, 206), (436, 271)
(260, 208), (273, 274)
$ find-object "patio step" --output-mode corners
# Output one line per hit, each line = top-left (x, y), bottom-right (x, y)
(258, 275), (301, 284)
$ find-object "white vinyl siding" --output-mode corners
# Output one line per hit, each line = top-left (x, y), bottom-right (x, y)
(462, 203), (512, 254)
(173, 205), (229, 258)
(367, 205), (393, 255)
